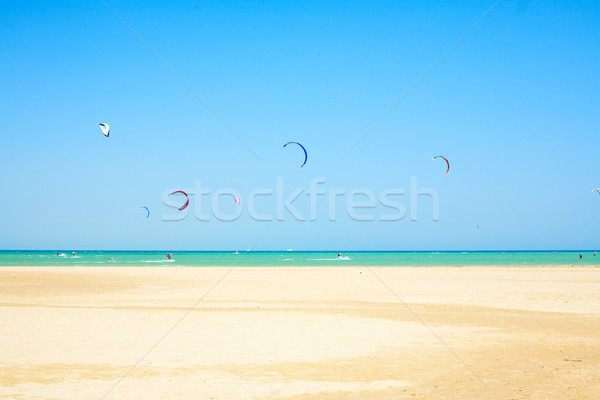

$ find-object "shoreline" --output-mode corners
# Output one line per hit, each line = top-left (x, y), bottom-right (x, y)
(2, 264), (600, 268)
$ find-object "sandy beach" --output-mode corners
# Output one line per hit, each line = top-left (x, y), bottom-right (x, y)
(1, 265), (599, 400)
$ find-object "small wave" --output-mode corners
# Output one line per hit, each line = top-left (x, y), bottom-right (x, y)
(139, 259), (175, 263)
(283, 258), (293, 261)
(309, 257), (352, 261)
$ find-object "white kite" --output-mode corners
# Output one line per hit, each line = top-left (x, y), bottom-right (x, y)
(99, 123), (110, 137)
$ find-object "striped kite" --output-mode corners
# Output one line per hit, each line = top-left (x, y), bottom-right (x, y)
(171, 191), (189, 211)
(432, 155), (449, 175)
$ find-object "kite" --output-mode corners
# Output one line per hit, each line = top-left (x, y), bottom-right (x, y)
(592, 188), (600, 195)
(432, 155), (449, 175)
(140, 206), (150, 219)
(284, 141), (308, 167)
(171, 191), (189, 211)
(235, 197), (240, 205)
(99, 123), (110, 137)
(473, 223), (480, 230)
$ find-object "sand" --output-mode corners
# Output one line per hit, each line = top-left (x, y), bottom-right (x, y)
(1, 265), (599, 400)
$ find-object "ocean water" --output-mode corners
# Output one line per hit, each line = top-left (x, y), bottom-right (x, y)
(0, 251), (598, 267)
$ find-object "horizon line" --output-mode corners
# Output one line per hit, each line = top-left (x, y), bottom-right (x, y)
(0, 249), (597, 253)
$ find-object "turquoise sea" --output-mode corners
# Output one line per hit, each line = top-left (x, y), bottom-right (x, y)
(0, 251), (598, 267)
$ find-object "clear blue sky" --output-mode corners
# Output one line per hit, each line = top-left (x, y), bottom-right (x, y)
(0, 0), (598, 250)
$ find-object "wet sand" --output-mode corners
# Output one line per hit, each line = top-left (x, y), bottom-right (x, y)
(1, 266), (599, 399)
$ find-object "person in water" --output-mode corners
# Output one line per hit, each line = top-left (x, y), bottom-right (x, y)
(167, 253), (172, 260)
(579, 253), (583, 259)
(337, 253), (342, 258)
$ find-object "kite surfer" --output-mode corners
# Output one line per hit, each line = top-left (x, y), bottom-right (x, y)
(167, 253), (172, 260)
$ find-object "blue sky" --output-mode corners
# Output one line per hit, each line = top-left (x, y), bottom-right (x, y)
(0, 0), (598, 250)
